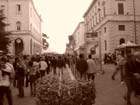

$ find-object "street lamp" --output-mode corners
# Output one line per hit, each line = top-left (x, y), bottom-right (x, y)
(98, 31), (104, 74)
(132, 0), (137, 44)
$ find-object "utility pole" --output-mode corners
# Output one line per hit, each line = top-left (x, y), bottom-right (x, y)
(99, 31), (104, 74)
(133, 0), (137, 44)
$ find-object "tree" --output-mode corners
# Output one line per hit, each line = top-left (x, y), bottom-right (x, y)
(0, 9), (11, 53)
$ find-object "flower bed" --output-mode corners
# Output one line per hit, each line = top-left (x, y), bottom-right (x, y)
(35, 74), (96, 105)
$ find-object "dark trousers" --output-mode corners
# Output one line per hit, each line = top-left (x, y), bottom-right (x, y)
(0, 86), (13, 105)
(40, 70), (45, 77)
(46, 66), (50, 74)
(87, 73), (95, 80)
(13, 78), (17, 87)
(79, 72), (85, 80)
(25, 74), (29, 87)
(30, 82), (36, 96)
(17, 78), (24, 97)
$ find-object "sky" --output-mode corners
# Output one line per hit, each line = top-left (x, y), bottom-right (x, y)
(33, 0), (92, 54)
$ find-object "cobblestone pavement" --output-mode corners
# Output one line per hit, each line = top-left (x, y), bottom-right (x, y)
(4, 64), (140, 105)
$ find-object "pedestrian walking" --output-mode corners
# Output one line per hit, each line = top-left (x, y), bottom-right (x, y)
(51, 56), (57, 75)
(86, 54), (96, 81)
(39, 57), (48, 77)
(111, 53), (126, 83)
(124, 51), (140, 105)
(23, 55), (29, 87)
(57, 55), (65, 76)
(45, 56), (51, 74)
(0, 56), (15, 105)
(15, 57), (26, 98)
(28, 60), (37, 96)
(76, 54), (88, 80)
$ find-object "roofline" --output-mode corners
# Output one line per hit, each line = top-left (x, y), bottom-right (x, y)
(83, 0), (97, 18)
(72, 21), (84, 35)
(30, 0), (42, 22)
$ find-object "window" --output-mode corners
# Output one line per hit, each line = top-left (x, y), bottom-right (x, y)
(0, 5), (5, 13)
(118, 3), (124, 15)
(120, 38), (125, 45)
(30, 8), (32, 17)
(16, 4), (21, 14)
(98, 1), (100, 6)
(16, 21), (21, 31)
(0, 5), (5, 10)
(103, 6), (106, 17)
(118, 25), (125, 31)
(30, 24), (32, 31)
(104, 40), (107, 51)
(104, 27), (107, 33)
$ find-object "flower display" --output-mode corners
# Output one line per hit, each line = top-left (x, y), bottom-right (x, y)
(35, 74), (96, 105)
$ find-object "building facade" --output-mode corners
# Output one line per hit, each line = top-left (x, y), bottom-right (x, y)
(72, 22), (85, 55)
(83, 0), (140, 58)
(0, 0), (42, 55)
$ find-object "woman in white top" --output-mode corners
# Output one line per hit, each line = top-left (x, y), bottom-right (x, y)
(39, 57), (48, 77)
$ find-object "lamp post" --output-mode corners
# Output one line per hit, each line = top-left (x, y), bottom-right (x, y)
(133, 0), (137, 44)
(98, 31), (104, 74)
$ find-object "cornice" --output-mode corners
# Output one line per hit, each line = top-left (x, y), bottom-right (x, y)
(72, 21), (84, 35)
(83, 0), (97, 18)
(10, 30), (42, 43)
(29, 0), (42, 22)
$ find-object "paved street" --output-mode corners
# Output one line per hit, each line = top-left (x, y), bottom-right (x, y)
(95, 64), (140, 105)
(5, 64), (140, 105)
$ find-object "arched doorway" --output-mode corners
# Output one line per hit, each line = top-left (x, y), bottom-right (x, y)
(15, 38), (24, 55)
(120, 38), (125, 45)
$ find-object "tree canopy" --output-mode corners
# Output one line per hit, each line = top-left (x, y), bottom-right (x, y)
(0, 9), (11, 54)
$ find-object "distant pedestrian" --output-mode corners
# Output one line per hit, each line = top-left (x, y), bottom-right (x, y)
(28, 61), (37, 96)
(45, 56), (50, 74)
(39, 57), (48, 77)
(51, 56), (57, 75)
(15, 57), (26, 98)
(57, 56), (65, 76)
(86, 54), (96, 81)
(111, 53), (126, 83)
(23, 55), (29, 87)
(76, 54), (88, 80)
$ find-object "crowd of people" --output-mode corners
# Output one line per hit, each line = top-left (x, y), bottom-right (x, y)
(1, 50), (140, 105)
(0, 53), (97, 105)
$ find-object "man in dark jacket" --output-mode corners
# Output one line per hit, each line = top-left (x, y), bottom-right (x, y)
(76, 54), (88, 80)
(124, 51), (140, 105)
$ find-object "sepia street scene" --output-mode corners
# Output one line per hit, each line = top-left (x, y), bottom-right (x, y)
(0, 0), (140, 105)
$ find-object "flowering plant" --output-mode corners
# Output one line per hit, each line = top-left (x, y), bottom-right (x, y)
(35, 74), (96, 105)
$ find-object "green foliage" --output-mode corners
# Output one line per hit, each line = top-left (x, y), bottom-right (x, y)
(0, 9), (11, 54)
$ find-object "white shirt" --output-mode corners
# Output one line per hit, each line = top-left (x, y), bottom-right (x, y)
(39, 61), (48, 71)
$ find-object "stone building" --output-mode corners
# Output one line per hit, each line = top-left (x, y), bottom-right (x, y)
(0, 0), (42, 55)
(83, 0), (140, 58)
(72, 22), (85, 56)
